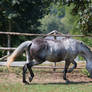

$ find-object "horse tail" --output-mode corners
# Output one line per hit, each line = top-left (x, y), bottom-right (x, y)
(7, 41), (32, 68)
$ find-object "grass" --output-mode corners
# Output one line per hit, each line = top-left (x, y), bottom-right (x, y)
(81, 68), (90, 77)
(0, 82), (92, 92)
(0, 63), (92, 92)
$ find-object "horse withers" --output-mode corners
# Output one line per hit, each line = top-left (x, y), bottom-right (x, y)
(7, 37), (92, 84)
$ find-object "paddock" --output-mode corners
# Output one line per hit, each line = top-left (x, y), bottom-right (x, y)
(0, 62), (92, 92)
(0, 62), (91, 83)
(0, 31), (92, 92)
(0, 31), (92, 70)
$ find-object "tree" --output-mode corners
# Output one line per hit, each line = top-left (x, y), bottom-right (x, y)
(0, 0), (52, 47)
(61, 4), (79, 34)
(56, 0), (92, 47)
(0, 0), (53, 57)
(60, 0), (92, 35)
(38, 14), (66, 33)
(38, 3), (67, 34)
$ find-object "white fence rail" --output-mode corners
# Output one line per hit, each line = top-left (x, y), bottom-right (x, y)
(0, 61), (84, 69)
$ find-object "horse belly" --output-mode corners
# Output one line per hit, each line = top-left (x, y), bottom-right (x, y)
(47, 56), (63, 62)
(46, 51), (64, 62)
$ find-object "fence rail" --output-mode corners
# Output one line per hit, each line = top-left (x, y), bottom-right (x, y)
(0, 47), (16, 51)
(0, 61), (85, 69)
(0, 31), (89, 70)
(0, 31), (92, 37)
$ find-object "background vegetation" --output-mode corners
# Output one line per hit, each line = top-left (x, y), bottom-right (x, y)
(0, 0), (92, 57)
(0, 1), (92, 91)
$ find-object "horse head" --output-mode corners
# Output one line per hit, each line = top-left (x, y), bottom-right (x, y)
(86, 60), (92, 78)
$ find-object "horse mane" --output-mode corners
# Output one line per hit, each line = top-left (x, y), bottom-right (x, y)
(44, 36), (69, 42)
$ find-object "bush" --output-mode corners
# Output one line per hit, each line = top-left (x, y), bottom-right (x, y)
(81, 68), (90, 77)
(38, 14), (66, 34)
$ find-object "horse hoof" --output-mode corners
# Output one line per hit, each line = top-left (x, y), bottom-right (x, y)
(29, 77), (33, 82)
(23, 81), (30, 85)
(62, 70), (64, 73)
(65, 80), (70, 84)
(67, 70), (72, 73)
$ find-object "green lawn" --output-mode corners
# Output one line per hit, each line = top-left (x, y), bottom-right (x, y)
(0, 64), (92, 92)
(0, 82), (92, 92)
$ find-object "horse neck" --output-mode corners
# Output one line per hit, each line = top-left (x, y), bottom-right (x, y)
(79, 43), (92, 61)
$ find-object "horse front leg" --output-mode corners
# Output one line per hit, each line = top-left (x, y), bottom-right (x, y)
(67, 60), (77, 73)
(62, 61), (77, 73)
(63, 61), (71, 83)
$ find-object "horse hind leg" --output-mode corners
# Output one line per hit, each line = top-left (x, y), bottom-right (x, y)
(22, 43), (33, 84)
(27, 60), (43, 83)
(27, 62), (34, 82)
(23, 64), (29, 84)
(24, 43), (44, 83)
(23, 61), (40, 84)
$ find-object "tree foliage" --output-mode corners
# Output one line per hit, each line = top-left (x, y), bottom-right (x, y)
(38, 14), (66, 33)
(79, 8), (92, 35)
(0, 0), (52, 33)
(61, 0), (92, 35)
(38, 3), (66, 34)
(0, 0), (52, 47)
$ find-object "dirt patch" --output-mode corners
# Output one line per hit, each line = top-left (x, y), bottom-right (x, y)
(0, 62), (92, 84)
(0, 73), (21, 83)
(32, 71), (92, 84)
(0, 70), (92, 84)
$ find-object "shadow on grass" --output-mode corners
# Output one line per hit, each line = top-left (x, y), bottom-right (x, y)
(30, 81), (92, 85)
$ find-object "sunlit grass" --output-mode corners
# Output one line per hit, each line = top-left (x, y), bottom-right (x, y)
(0, 63), (92, 92)
(0, 82), (92, 92)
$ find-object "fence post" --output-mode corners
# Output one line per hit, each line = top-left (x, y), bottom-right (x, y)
(7, 20), (11, 55)
(53, 31), (57, 72)
(7, 35), (11, 55)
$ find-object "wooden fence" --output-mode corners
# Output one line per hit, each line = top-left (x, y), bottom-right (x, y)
(0, 31), (90, 70)
(0, 31), (92, 37)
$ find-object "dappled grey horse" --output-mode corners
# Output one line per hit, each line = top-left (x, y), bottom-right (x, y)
(7, 37), (92, 84)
